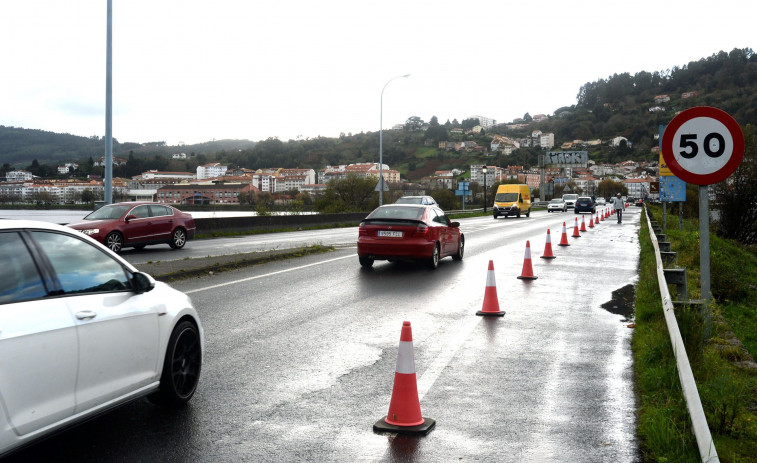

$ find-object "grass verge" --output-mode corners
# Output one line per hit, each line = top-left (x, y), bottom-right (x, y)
(635, 206), (757, 462)
(144, 245), (336, 282)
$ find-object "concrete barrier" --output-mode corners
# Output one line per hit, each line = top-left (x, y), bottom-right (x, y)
(193, 212), (367, 235)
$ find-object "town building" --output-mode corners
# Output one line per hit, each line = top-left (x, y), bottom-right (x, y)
(196, 163), (228, 180)
(4, 170), (34, 181)
(157, 182), (258, 205)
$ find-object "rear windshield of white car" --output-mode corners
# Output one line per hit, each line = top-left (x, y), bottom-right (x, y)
(367, 206), (425, 221)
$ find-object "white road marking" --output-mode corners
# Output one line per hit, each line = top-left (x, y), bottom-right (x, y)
(184, 254), (355, 294)
(416, 316), (479, 401)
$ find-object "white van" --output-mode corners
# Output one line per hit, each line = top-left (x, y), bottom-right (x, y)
(562, 193), (579, 209)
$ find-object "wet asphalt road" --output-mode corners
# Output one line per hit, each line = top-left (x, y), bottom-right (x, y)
(4, 207), (643, 462)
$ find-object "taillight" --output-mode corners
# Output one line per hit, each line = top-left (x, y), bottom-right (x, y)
(414, 224), (429, 236)
(359, 222), (368, 236)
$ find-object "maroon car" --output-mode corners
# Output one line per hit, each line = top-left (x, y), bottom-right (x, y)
(67, 202), (196, 252)
(357, 204), (464, 269)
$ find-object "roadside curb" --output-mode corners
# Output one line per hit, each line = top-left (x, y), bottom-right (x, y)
(137, 245), (336, 282)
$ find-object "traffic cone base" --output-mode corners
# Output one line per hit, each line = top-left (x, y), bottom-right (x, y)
(517, 240), (538, 280)
(374, 322), (435, 435)
(374, 417), (437, 435)
(477, 260), (505, 316)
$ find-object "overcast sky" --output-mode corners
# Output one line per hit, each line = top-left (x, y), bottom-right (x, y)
(0, 1), (753, 146)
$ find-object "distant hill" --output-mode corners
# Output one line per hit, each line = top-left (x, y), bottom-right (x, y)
(0, 126), (256, 167)
(505, 48), (757, 162)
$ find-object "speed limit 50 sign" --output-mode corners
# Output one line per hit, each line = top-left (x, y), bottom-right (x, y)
(661, 106), (744, 185)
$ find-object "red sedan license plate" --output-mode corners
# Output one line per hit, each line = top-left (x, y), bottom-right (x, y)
(378, 230), (402, 237)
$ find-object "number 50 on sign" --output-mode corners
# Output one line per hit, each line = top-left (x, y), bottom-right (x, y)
(661, 106), (744, 185)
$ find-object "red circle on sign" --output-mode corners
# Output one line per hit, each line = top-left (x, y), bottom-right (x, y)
(661, 106), (744, 185)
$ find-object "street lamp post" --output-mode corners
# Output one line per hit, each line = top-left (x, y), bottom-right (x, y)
(379, 74), (410, 206)
(483, 167), (488, 213)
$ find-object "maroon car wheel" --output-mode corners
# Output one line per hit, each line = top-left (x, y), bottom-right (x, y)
(105, 232), (123, 252)
(169, 228), (187, 249)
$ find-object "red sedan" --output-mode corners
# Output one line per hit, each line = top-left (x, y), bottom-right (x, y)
(67, 202), (196, 252)
(357, 204), (464, 269)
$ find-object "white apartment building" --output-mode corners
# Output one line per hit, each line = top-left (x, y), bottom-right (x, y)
(4, 170), (33, 181)
(252, 174), (277, 193)
(0, 181), (127, 204)
(540, 133), (555, 149)
(623, 177), (655, 199)
(196, 163), (228, 180)
(470, 165), (503, 186)
(57, 163), (79, 175)
(278, 168), (316, 188)
(276, 175), (308, 192)
(470, 115), (497, 129)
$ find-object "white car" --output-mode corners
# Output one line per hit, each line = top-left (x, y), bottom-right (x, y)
(547, 198), (567, 212)
(0, 220), (203, 457)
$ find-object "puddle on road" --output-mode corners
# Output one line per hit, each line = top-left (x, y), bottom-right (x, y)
(601, 284), (635, 322)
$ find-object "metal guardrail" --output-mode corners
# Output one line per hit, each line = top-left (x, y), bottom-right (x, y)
(644, 207), (719, 462)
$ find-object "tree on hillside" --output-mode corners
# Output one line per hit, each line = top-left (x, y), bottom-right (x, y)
(404, 116), (425, 132)
(714, 124), (757, 244)
(425, 115), (448, 143)
(461, 118), (480, 131)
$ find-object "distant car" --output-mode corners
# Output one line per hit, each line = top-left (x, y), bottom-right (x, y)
(547, 198), (567, 213)
(0, 220), (203, 458)
(357, 204), (463, 269)
(574, 196), (596, 214)
(562, 193), (579, 209)
(595, 198), (606, 206)
(67, 202), (196, 252)
(394, 196), (437, 205)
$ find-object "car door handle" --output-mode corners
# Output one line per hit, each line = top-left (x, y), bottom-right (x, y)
(76, 311), (97, 320)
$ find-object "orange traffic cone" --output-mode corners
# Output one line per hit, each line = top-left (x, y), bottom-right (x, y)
(601, 209), (606, 221)
(477, 260), (504, 316)
(588, 214), (595, 228)
(374, 321), (436, 435)
(580, 215), (587, 232)
(540, 229), (556, 259)
(517, 241), (538, 280)
(572, 217), (581, 238)
(558, 222), (570, 246)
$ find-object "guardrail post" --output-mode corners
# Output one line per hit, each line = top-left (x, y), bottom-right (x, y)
(664, 267), (688, 302)
(660, 251), (678, 265)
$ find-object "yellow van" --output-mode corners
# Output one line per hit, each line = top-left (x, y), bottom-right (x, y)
(492, 184), (532, 218)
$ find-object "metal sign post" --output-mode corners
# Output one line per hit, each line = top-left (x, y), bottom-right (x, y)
(455, 182), (471, 210)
